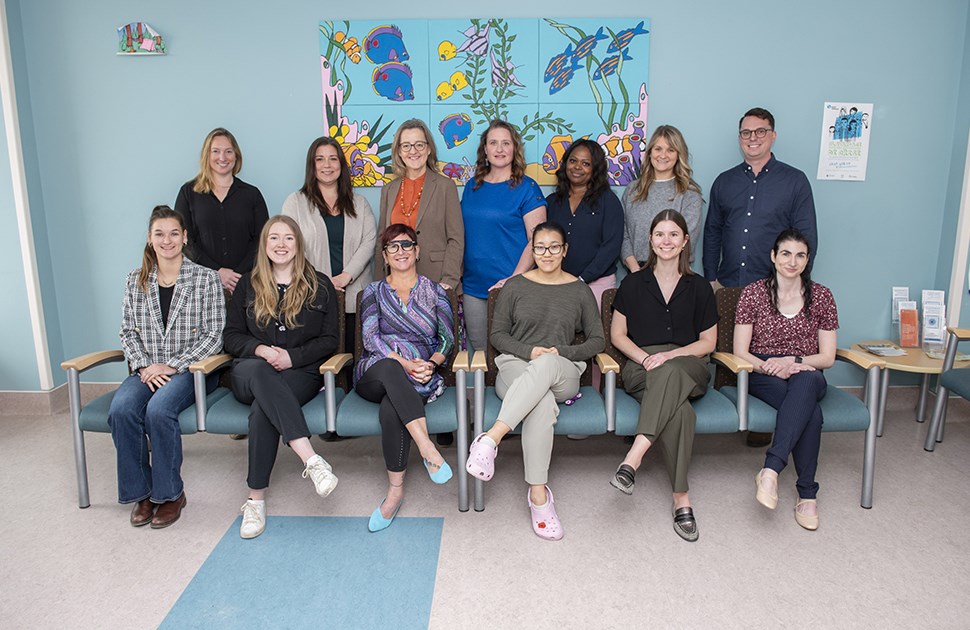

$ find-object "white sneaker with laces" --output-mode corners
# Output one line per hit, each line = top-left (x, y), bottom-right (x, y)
(302, 454), (338, 497)
(240, 499), (266, 539)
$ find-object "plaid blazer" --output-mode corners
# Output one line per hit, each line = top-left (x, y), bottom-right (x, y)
(119, 258), (225, 373)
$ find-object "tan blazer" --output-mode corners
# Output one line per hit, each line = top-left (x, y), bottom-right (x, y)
(374, 169), (464, 290)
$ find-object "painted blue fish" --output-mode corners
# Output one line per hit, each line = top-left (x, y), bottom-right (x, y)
(372, 62), (414, 102)
(456, 22), (490, 56)
(438, 113), (473, 149)
(364, 25), (409, 64)
(592, 50), (632, 80)
(607, 20), (649, 54)
(542, 135), (573, 173)
(548, 56), (582, 95)
(544, 44), (574, 83)
(490, 49), (525, 88)
(572, 27), (606, 61)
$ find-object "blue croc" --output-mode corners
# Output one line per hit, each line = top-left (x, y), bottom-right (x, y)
(424, 458), (453, 484)
(368, 498), (402, 532)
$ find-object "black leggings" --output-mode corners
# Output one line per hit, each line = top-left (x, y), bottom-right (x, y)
(230, 358), (321, 489)
(355, 358), (427, 472)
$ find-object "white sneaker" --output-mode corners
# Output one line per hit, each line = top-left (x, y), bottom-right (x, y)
(240, 500), (265, 539)
(302, 454), (338, 497)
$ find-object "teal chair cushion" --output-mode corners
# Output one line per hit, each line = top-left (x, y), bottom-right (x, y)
(613, 387), (740, 435)
(334, 387), (461, 436)
(721, 385), (871, 433)
(78, 387), (231, 435)
(204, 387), (345, 435)
(480, 386), (606, 435)
(941, 367), (970, 400)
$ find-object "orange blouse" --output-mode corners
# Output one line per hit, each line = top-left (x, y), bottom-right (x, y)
(390, 173), (426, 229)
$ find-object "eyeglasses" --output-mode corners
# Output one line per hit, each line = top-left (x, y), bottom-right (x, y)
(399, 142), (428, 153)
(383, 240), (416, 254)
(739, 128), (772, 139)
(532, 244), (564, 256)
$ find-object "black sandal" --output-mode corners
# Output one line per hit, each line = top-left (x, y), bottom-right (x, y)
(672, 506), (699, 542)
(610, 464), (636, 495)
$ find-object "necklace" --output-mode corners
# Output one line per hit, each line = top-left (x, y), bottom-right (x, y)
(399, 178), (424, 218)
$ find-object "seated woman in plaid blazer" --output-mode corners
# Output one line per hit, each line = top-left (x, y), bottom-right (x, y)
(108, 205), (225, 529)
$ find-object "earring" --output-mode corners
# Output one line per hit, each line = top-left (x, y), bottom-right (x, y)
(416, 255), (421, 262)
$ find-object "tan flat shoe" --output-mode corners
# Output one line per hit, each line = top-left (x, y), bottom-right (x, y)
(794, 499), (819, 531)
(755, 469), (778, 510)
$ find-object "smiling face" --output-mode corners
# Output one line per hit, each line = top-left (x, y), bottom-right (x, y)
(208, 135), (237, 178)
(565, 145), (593, 189)
(649, 135), (678, 179)
(314, 144), (341, 187)
(650, 219), (688, 263)
(398, 128), (429, 176)
(484, 127), (514, 171)
(531, 227), (567, 273)
(738, 115), (776, 165)
(382, 233), (419, 274)
(149, 218), (186, 262)
(771, 239), (809, 280)
(265, 220), (298, 268)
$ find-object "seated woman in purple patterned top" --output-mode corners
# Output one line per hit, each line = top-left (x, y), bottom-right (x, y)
(354, 223), (455, 531)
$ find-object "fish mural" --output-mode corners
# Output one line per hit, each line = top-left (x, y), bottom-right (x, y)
(489, 49), (524, 88)
(334, 31), (361, 64)
(572, 27), (606, 61)
(438, 113), (473, 149)
(542, 135), (574, 172)
(547, 55), (582, 95)
(592, 50), (632, 80)
(441, 157), (475, 183)
(372, 62), (414, 101)
(606, 20), (649, 54)
(436, 81), (454, 100)
(450, 71), (469, 90)
(438, 40), (457, 61)
(456, 22), (490, 56)
(544, 44), (575, 83)
(364, 25), (409, 64)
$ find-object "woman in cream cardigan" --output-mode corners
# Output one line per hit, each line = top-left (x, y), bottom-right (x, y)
(282, 136), (377, 356)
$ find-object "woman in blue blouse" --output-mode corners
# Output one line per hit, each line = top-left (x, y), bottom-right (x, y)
(545, 139), (623, 312)
(461, 120), (546, 354)
(355, 223), (455, 531)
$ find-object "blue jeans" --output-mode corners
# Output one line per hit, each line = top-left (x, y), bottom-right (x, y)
(107, 372), (198, 504)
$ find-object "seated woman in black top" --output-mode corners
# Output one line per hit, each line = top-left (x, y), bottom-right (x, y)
(608, 210), (718, 542)
(223, 216), (340, 540)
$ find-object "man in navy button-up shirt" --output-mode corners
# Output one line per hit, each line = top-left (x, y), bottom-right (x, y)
(702, 108), (817, 288)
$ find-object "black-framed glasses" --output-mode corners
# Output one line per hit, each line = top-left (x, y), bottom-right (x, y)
(739, 128), (772, 139)
(399, 141), (428, 153)
(383, 240), (416, 254)
(532, 243), (563, 256)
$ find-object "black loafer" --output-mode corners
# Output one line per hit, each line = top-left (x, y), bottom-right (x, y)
(610, 464), (636, 495)
(672, 506), (699, 542)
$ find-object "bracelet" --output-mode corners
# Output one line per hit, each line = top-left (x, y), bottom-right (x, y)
(640, 356), (648, 368)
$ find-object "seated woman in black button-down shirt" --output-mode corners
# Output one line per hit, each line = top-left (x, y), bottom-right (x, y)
(174, 127), (269, 295)
(608, 209), (718, 543)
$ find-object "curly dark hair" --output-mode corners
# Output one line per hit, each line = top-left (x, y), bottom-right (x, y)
(552, 139), (609, 205)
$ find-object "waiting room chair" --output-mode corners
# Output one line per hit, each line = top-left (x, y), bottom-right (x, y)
(924, 326), (970, 451)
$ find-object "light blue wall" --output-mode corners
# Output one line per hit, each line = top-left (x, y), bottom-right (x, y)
(4, 0), (970, 388)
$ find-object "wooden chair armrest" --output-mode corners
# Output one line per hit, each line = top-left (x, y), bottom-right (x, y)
(836, 348), (885, 370)
(189, 353), (232, 374)
(947, 327), (970, 341)
(60, 350), (125, 373)
(470, 351), (488, 371)
(320, 353), (354, 374)
(711, 352), (753, 373)
(596, 352), (620, 373)
(451, 351), (469, 372)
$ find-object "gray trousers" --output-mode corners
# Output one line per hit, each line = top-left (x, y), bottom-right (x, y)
(620, 344), (709, 493)
(495, 353), (584, 485)
(463, 295), (489, 355)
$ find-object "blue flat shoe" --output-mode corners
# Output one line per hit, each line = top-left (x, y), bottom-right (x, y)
(368, 498), (402, 532)
(424, 458), (453, 484)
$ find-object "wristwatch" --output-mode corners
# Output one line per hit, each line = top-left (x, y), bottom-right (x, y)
(794, 356), (803, 363)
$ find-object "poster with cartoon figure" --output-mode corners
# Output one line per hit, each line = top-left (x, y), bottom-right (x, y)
(817, 102), (873, 181)
(320, 18), (650, 187)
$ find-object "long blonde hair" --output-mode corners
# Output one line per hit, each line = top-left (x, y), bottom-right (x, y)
(250, 216), (320, 329)
(192, 128), (243, 194)
(632, 125), (701, 202)
(472, 119), (526, 189)
(138, 205), (186, 293)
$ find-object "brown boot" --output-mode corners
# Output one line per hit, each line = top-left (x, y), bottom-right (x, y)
(129, 499), (155, 527)
(150, 493), (187, 529)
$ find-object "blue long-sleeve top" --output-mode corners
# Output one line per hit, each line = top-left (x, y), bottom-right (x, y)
(545, 189), (624, 283)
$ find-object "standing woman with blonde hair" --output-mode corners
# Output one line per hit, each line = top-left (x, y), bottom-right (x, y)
(282, 135), (377, 356)
(621, 125), (703, 272)
(109, 206), (225, 529)
(224, 216), (341, 539)
(461, 119), (546, 354)
(175, 127), (269, 295)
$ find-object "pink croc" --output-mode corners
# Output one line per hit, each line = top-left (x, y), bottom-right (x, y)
(465, 433), (498, 481)
(528, 486), (564, 541)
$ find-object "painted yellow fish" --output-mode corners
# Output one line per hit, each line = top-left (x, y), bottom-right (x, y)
(334, 31), (361, 64)
(438, 40), (457, 61)
(450, 71), (469, 90)
(436, 81), (454, 101)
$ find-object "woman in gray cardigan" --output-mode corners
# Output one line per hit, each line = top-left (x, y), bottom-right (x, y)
(282, 136), (377, 355)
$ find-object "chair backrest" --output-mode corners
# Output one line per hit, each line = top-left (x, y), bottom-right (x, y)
(484, 286), (594, 387)
(354, 284), (461, 387)
(714, 287), (742, 389)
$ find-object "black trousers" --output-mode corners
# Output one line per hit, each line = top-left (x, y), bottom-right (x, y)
(231, 358), (321, 489)
(355, 358), (427, 472)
